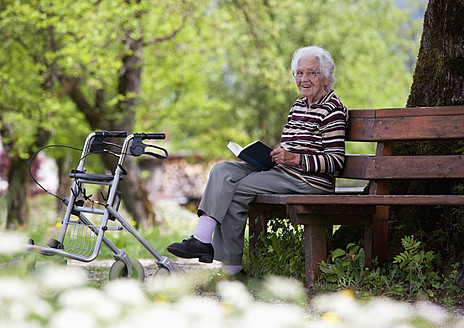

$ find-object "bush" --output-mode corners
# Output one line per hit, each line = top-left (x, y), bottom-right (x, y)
(246, 220), (462, 303)
(318, 236), (461, 303)
(244, 219), (305, 280)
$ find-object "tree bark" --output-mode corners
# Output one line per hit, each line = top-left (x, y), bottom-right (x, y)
(2, 126), (51, 228)
(391, 0), (464, 260)
(5, 155), (30, 228)
(101, 154), (155, 227)
(406, 0), (464, 107)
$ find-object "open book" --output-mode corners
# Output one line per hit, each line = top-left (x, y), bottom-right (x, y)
(227, 141), (277, 171)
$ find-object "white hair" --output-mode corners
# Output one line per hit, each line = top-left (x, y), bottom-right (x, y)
(291, 46), (335, 90)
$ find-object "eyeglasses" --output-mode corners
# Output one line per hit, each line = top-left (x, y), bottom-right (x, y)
(292, 69), (320, 79)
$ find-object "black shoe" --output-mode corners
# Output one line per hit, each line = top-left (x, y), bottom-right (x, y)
(167, 236), (214, 263)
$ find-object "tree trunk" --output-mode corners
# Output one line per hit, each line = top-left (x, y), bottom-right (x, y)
(3, 126), (51, 229)
(406, 0), (464, 107)
(5, 155), (30, 228)
(101, 154), (155, 227)
(390, 0), (464, 260)
(110, 37), (156, 227)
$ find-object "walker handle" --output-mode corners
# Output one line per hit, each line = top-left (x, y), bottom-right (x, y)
(138, 133), (166, 140)
(96, 131), (127, 138)
(129, 133), (168, 158)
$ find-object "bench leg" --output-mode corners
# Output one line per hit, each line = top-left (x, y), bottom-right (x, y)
(304, 224), (327, 286)
(248, 216), (267, 257)
(248, 203), (287, 260)
(364, 205), (388, 266)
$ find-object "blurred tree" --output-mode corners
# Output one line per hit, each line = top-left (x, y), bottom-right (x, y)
(1, 0), (425, 228)
(0, 0), (198, 227)
(0, 0), (59, 227)
(151, 0), (424, 150)
(59, 0), (198, 227)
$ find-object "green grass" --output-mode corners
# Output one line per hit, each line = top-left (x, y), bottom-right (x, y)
(0, 194), (197, 263)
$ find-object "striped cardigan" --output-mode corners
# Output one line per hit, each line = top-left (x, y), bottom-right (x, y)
(280, 91), (348, 192)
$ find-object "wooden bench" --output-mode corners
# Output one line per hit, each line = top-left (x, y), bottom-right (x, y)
(248, 106), (464, 285)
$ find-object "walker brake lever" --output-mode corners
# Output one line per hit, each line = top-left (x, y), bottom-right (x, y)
(129, 136), (168, 159)
(143, 144), (168, 159)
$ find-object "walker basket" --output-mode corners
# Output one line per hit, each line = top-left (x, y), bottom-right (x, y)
(61, 218), (99, 258)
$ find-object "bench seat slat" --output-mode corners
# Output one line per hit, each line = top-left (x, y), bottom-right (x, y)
(254, 194), (464, 206)
(253, 194), (287, 205)
(286, 194), (464, 206)
(253, 186), (367, 204)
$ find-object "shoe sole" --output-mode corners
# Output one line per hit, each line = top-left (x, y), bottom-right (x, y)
(167, 246), (214, 263)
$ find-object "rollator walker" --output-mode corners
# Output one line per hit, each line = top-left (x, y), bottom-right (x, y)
(25, 131), (175, 280)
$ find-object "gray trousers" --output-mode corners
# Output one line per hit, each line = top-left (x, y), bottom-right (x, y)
(197, 161), (327, 265)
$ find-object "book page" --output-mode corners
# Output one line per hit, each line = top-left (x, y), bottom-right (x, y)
(227, 141), (242, 156)
(243, 140), (260, 149)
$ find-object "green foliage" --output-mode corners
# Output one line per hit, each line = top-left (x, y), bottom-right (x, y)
(319, 243), (370, 289)
(316, 235), (462, 302)
(1, 0), (425, 158)
(393, 235), (442, 296)
(247, 219), (461, 302)
(318, 245), (400, 296)
(245, 219), (305, 280)
(136, 0), (425, 154)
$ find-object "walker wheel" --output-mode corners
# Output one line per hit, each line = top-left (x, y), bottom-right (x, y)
(109, 258), (145, 281)
(22, 253), (37, 271)
(153, 266), (171, 277)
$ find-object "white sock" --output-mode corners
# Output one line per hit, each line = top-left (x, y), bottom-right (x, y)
(193, 215), (217, 244)
(222, 264), (243, 275)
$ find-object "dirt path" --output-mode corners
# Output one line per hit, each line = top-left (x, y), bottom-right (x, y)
(67, 258), (221, 286)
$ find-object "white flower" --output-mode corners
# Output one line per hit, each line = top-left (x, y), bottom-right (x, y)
(111, 305), (178, 328)
(175, 296), (225, 328)
(58, 287), (120, 322)
(36, 265), (87, 295)
(0, 231), (27, 255)
(48, 309), (98, 328)
(239, 303), (309, 328)
(314, 292), (414, 328)
(0, 318), (42, 328)
(414, 301), (450, 325)
(145, 273), (194, 302)
(104, 279), (147, 307)
(261, 276), (307, 305)
(0, 277), (52, 323)
(312, 290), (359, 319)
(355, 297), (412, 327)
(217, 280), (253, 311)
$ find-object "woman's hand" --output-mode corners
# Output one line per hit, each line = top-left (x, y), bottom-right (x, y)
(270, 148), (300, 166)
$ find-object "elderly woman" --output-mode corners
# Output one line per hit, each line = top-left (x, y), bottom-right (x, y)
(168, 46), (348, 276)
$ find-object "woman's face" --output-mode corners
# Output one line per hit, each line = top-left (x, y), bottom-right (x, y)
(295, 57), (329, 104)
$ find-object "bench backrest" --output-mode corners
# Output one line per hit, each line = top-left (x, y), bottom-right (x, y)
(340, 106), (464, 190)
